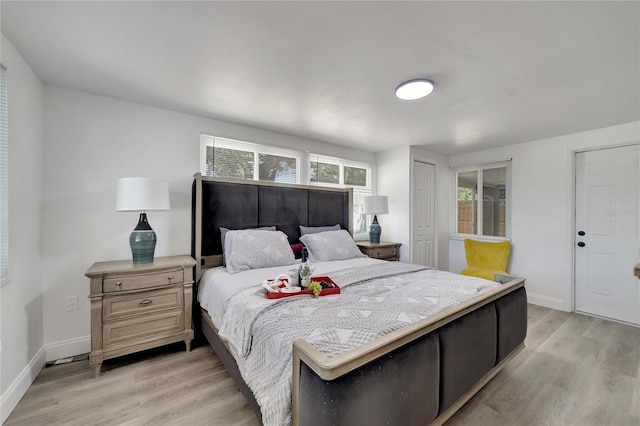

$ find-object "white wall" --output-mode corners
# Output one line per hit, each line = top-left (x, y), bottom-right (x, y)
(376, 146), (411, 262)
(449, 121), (640, 311)
(0, 35), (45, 423)
(41, 86), (376, 358)
(375, 146), (450, 270)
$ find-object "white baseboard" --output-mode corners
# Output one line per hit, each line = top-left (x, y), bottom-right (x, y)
(45, 336), (90, 362)
(0, 337), (91, 423)
(527, 292), (568, 312)
(0, 346), (46, 424)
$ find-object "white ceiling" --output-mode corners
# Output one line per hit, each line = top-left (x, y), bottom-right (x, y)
(1, 1), (638, 156)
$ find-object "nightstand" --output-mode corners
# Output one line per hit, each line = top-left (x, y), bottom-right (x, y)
(86, 255), (196, 377)
(357, 241), (401, 261)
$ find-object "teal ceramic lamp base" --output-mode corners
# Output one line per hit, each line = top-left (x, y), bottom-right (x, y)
(369, 215), (382, 244)
(130, 212), (156, 264)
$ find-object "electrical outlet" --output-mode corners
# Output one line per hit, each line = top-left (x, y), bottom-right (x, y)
(65, 296), (78, 312)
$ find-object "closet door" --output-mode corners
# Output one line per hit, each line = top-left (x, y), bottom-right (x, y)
(412, 161), (435, 267)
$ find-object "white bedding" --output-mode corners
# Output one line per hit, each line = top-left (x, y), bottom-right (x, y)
(197, 260), (500, 426)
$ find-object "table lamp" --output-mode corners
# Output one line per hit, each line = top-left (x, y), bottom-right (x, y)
(116, 177), (170, 264)
(364, 195), (388, 244)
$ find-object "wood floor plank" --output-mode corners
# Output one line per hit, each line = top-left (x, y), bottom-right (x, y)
(5, 305), (639, 426)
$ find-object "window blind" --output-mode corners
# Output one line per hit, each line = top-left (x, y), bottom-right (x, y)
(1, 64), (8, 282)
(200, 134), (300, 184)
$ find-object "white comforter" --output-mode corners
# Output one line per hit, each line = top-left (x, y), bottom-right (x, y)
(198, 257), (383, 328)
(198, 260), (499, 426)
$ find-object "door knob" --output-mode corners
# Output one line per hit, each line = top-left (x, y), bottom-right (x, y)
(577, 242), (586, 247)
(578, 231), (586, 236)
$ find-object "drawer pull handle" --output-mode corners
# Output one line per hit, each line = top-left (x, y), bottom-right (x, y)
(115, 282), (123, 288)
(168, 275), (174, 282)
(139, 299), (153, 306)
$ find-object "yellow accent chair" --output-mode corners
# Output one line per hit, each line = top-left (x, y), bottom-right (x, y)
(460, 239), (511, 281)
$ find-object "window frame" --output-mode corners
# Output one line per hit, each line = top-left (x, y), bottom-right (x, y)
(453, 161), (511, 240)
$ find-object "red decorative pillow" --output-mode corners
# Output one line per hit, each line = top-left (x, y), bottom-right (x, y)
(290, 243), (305, 258)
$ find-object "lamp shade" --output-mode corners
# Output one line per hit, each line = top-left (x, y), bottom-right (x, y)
(116, 178), (170, 212)
(364, 195), (388, 215)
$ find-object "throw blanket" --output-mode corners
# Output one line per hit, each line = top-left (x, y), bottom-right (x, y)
(217, 263), (499, 426)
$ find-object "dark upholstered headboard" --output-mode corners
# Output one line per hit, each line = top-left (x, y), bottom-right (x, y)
(191, 173), (353, 281)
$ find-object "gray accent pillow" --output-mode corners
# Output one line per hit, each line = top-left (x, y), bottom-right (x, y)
(299, 224), (341, 236)
(225, 230), (296, 274)
(300, 230), (366, 262)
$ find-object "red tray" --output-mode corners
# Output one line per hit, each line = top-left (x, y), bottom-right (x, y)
(266, 276), (340, 299)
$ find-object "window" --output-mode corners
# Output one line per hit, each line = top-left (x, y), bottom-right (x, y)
(310, 160), (339, 184)
(309, 154), (371, 189)
(1, 64), (8, 283)
(344, 165), (367, 186)
(455, 162), (510, 238)
(200, 135), (301, 184)
(309, 154), (372, 237)
(199, 135), (374, 239)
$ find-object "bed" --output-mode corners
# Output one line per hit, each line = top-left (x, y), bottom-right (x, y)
(191, 173), (527, 426)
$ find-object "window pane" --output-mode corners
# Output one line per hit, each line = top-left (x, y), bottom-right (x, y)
(258, 153), (297, 183)
(310, 161), (339, 184)
(457, 170), (477, 234)
(482, 167), (507, 237)
(212, 147), (254, 180)
(344, 166), (367, 186)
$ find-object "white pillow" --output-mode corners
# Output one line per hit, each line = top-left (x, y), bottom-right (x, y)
(300, 230), (366, 262)
(220, 225), (276, 266)
(220, 226), (276, 254)
(225, 230), (296, 274)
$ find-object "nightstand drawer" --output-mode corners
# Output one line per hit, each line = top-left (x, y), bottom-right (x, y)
(103, 309), (184, 348)
(103, 285), (183, 321)
(103, 269), (184, 292)
(356, 241), (401, 260)
(371, 247), (398, 259)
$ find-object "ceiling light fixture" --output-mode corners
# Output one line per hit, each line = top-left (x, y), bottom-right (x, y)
(395, 79), (434, 100)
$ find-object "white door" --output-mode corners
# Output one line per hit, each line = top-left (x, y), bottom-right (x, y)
(575, 145), (640, 325)
(412, 161), (435, 267)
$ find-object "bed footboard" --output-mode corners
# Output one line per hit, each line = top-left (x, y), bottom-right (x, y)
(298, 332), (440, 425)
(293, 278), (526, 426)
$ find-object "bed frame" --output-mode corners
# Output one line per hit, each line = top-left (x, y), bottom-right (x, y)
(191, 173), (527, 425)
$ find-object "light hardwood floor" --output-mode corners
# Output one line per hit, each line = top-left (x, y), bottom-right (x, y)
(5, 305), (640, 426)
